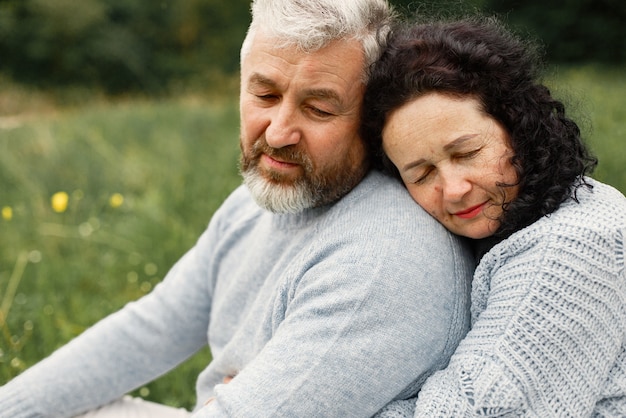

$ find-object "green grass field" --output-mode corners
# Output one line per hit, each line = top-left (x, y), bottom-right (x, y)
(0, 94), (242, 408)
(546, 65), (626, 192)
(0, 65), (624, 409)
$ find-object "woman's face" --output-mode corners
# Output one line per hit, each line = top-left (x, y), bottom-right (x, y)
(382, 93), (519, 239)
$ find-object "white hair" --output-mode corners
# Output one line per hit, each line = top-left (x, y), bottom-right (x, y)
(240, 0), (395, 80)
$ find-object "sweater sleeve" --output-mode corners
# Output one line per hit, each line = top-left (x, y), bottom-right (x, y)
(410, 223), (626, 417)
(0, 225), (218, 418)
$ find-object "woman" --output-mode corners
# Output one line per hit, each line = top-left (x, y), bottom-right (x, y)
(362, 17), (626, 417)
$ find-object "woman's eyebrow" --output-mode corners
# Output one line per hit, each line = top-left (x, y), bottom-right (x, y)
(402, 134), (480, 171)
(402, 158), (427, 172)
(443, 134), (477, 151)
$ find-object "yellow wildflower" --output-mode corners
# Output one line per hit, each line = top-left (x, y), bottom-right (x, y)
(109, 193), (124, 208)
(1, 206), (12, 220)
(51, 191), (69, 213)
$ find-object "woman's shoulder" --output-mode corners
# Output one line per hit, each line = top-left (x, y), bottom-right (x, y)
(586, 178), (626, 207)
(552, 178), (626, 229)
(506, 178), (626, 238)
(481, 178), (625, 267)
(472, 179), (625, 313)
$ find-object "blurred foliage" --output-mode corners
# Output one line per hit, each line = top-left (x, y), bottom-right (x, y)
(391, 0), (486, 17)
(0, 0), (623, 94)
(482, 0), (626, 63)
(0, 0), (251, 93)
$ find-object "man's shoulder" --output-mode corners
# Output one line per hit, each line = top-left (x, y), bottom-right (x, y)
(332, 170), (438, 225)
(320, 171), (470, 261)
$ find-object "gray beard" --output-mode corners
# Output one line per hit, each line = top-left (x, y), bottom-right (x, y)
(242, 166), (317, 213)
(240, 157), (367, 214)
(239, 137), (368, 213)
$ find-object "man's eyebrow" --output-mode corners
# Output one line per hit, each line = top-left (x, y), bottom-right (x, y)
(247, 73), (276, 88)
(248, 73), (342, 104)
(303, 88), (341, 104)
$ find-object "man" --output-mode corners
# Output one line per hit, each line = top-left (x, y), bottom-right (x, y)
(0, 1), (474, 417)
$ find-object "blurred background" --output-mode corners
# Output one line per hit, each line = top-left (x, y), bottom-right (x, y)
(1, 0), (624, 410)
(0, 0), (624, 95)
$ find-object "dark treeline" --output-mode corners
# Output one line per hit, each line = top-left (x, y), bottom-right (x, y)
(0, 0), (623, 94)
(0, 0), (251, 93)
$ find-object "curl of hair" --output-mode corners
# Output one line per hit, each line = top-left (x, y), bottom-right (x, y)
(241, 0), (396, 81)
(362, 16), (597, 238)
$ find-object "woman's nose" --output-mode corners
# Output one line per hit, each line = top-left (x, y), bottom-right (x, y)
(440, 170), (472, 202)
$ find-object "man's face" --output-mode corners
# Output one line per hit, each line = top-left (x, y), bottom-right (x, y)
(239, 32), (368, 213)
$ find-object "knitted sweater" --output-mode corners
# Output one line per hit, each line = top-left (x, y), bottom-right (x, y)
(376, 179), (626, 417)
(0, 171), (475, 418)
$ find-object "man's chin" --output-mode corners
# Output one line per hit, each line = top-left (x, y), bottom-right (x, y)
(240, 160), (368, 213)
(242, 170), (315, 214)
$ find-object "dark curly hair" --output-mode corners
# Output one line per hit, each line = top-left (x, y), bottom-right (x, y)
(361, 16), (597, 239)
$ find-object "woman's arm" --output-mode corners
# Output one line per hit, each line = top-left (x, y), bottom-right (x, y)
(410, 224), (626, 417)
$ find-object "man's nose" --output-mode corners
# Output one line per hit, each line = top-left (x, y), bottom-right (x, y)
(265, 104), (301, 148)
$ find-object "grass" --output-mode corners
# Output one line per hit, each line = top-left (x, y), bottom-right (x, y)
(547, 65), (626, 192)
(0, 64), (625, 409)
(0, 94), (242, 408)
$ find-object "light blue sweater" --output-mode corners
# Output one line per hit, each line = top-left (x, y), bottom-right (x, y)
(376, 179), (626, 417)
(0, 171), (475, 417)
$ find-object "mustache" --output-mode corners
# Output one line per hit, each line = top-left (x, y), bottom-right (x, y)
(250, 137), (312, 168)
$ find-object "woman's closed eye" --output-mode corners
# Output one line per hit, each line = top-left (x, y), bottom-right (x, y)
(454, 148), (481, 160)
(409, 167), (435, 185)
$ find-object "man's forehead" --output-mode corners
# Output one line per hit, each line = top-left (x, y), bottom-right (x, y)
(244, 41), (364, 82)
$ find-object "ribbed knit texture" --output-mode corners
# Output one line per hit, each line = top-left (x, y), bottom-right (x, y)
(0, 171), (475, 418)
(376, 179), (626, 417)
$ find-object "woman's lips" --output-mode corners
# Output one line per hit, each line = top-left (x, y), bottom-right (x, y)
(453, 202), (487, 219)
